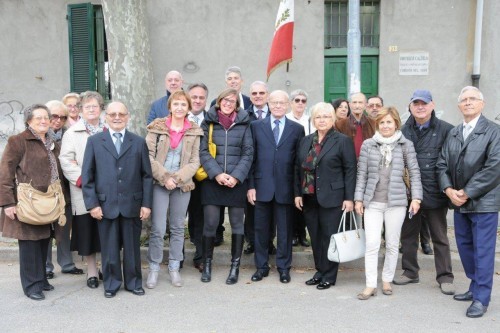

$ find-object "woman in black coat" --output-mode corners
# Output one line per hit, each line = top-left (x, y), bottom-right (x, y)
(294, 102), (357, 290)
(199, 88), (253, 284)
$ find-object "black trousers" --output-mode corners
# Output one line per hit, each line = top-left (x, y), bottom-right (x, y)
(19, 237), (50, 296)
(188, 181), (204, 264)
(400, 206), (454, 283)
(292, 206), (307, 238)
(303, 195), (342, 284)
(98, 216), (143, 292)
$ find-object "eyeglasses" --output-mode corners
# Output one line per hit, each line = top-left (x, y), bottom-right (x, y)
(222, 98), (237, 105)
(251, 91), (266, 96)
(51, 115), (67, 121)
(294, 98), (307, 104)
(367, 103), (382, 108)
(66, 104), (78, 109)
(83, 104), (100, 111)
(106, 112), (129, 118)
(33, 116), (50, 121)
(314, 115), (333, 120)
(269, 101), (288, 106)
(459, 97), (482, 104)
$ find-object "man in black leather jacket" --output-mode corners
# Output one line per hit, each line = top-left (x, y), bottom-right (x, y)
(437, 86), (500, 318)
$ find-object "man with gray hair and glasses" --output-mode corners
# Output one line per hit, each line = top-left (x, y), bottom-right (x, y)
(437, 86), (500, 318)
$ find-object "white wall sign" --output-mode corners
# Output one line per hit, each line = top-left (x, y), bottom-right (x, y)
(399, 52), (429, 76)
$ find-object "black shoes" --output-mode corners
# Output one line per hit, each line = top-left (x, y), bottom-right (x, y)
(104, 290), (116, 298)
(62, 267), (84, 275)
(293, 236), (310, 247)
(43, 283), (54, 291)
(87, 277), (99, 289)
(251, 269), (269, 282)
(28, 292), (45, 301)
(317, 282), (332, 290)
(305, 277), (321, 286)
(201, 236), (215, 283)
(466, 300), (488, 318)
(126, 287), (145, 296)
(46, 271), (54, 279)
(292, 237), (299, 247)
(454, 291), (473, 301)
(422, 243), (433, 255)
(279, 271), (291, 283)
(244, 243), (255, 254)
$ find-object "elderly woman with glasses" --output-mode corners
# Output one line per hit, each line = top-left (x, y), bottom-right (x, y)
(286, 89), (315, 136)
(59, 91), (105, 289)
(62, 93), (81, 127)
(294, 102), (356, 290)
(199, 88), (253, 284)
(0, 104), (69, 300)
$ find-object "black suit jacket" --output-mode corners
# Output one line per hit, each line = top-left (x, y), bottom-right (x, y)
(249, 117), (305, 204)
(82, 130), (153, 219)
(294, 130), (357, 208)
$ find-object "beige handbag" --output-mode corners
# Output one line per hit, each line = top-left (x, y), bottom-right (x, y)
(16, 179), (66, 226)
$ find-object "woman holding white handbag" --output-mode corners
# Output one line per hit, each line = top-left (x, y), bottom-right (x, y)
(354, 107), (422, 300)
(294, 102), (357, 290)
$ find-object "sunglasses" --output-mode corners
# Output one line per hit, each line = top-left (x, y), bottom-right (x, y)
(294, 98), (307, 103)
(251, 91), (266, 96)
(51, 115), (68, 121)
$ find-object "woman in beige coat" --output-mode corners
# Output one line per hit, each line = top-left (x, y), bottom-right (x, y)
(145, 90), (203, 289)
(59, 91), (105, 289)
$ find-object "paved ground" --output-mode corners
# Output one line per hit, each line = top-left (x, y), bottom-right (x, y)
(0, 260), (499, 333)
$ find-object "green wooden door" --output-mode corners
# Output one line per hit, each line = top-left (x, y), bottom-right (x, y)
(324, 56), (378, 101)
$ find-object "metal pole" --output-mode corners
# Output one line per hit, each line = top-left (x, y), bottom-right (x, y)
(472, 0), (483, 88)
(347, 0), (361, 95)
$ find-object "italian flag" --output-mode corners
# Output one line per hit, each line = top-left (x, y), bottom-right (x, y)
(267, 0), (294, 79)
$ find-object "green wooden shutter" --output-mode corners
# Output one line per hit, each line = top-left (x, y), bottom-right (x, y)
(67, 3), (95, 93)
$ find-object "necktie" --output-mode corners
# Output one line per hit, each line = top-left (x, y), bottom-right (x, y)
(463, 124), (472, 140)
(273, 119), (280, 144)
(113, 132), (122, 154)
(193, 115), (199, 125)
(257, 109), (263, 120)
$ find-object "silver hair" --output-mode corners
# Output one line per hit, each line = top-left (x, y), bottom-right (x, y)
(290, 89), (308, 100)
(24, 104), (50, 128)
(310, 102), (334, 120)
(250, 81), (269, 92)
(46, 100), (68, 116)
(458, 86), (484, 102)
(225, 66), (242, 79)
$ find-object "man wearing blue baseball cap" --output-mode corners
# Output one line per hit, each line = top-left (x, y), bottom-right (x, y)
(394, 89), (455, 296)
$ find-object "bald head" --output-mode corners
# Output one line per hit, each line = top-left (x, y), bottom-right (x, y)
(165, 71), (183, 93)
(349, 92), (367, 120)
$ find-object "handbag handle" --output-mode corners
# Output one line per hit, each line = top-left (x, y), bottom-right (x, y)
(26, 189), (61, 216)
(208, 123), (214, 144)
(337, 210), (361, 240)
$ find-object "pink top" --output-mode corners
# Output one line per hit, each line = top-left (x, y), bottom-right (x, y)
(165, 117), (192, 149)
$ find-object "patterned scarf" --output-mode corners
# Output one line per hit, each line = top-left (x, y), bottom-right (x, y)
(83, 119), (105, 136)
(372, 130), (402, 167)
(28, 127), (59, 183)
(301, 129), (334, 194)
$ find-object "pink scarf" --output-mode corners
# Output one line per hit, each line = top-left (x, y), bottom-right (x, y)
(166, 117), (192, 149)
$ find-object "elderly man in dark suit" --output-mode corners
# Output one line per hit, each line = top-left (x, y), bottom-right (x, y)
(82, 101), (153, 298)
(437, 86), (500, 318)
(248, 90), (305, 283)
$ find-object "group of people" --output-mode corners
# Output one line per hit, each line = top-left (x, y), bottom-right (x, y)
(0, 66), (498, 320)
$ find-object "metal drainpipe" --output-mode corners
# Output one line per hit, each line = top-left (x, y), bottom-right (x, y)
(472, 0), (484, 88)
(347, 0), (361, 95)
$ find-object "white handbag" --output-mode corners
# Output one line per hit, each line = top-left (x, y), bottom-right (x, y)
(328, 210), (366, 263)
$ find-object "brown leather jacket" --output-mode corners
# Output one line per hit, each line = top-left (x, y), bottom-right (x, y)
(0, 130), (67, 241)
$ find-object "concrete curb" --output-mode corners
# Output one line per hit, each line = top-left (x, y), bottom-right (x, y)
(1, 246), (498, 272)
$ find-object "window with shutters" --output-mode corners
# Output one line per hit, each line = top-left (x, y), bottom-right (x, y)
(67, 3), (111, 101)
